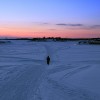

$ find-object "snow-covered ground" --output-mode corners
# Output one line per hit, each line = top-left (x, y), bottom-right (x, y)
(0, 40), (100, 100)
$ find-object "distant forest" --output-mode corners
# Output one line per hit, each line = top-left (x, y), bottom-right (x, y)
(0, 37), (100, 42)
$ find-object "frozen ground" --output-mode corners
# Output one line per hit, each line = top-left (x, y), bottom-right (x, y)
(0, 40), (100, 100)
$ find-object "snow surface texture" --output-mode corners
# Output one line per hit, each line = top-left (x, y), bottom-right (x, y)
(0, 40), (100, 100)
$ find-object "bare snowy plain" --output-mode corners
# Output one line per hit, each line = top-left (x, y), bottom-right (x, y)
(0, 40), (100, 100)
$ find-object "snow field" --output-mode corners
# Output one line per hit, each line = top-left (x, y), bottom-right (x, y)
(0, 40), (100, 100)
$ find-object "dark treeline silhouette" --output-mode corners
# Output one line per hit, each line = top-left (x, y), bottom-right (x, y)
(30, 37), (68, 42)
(29, 37), (100, 42)
(0, 37), (100, 43)
(78, 38), (100, 45)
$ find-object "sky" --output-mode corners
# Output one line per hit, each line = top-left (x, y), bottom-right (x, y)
(0, 0), (100, 38)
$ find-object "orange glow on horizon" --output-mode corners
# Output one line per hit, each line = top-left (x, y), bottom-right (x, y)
(0, 23), (100, 38)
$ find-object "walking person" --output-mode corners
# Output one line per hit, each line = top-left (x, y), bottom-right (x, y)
(47, 56), (50, 65)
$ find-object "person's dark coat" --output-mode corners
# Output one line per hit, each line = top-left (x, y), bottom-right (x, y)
(47, 56), (50, 65)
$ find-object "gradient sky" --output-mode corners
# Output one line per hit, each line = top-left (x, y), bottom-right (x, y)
(0, 0), (100, 38)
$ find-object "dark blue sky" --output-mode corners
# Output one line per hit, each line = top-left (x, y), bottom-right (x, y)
(0, 0), (100, 38)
